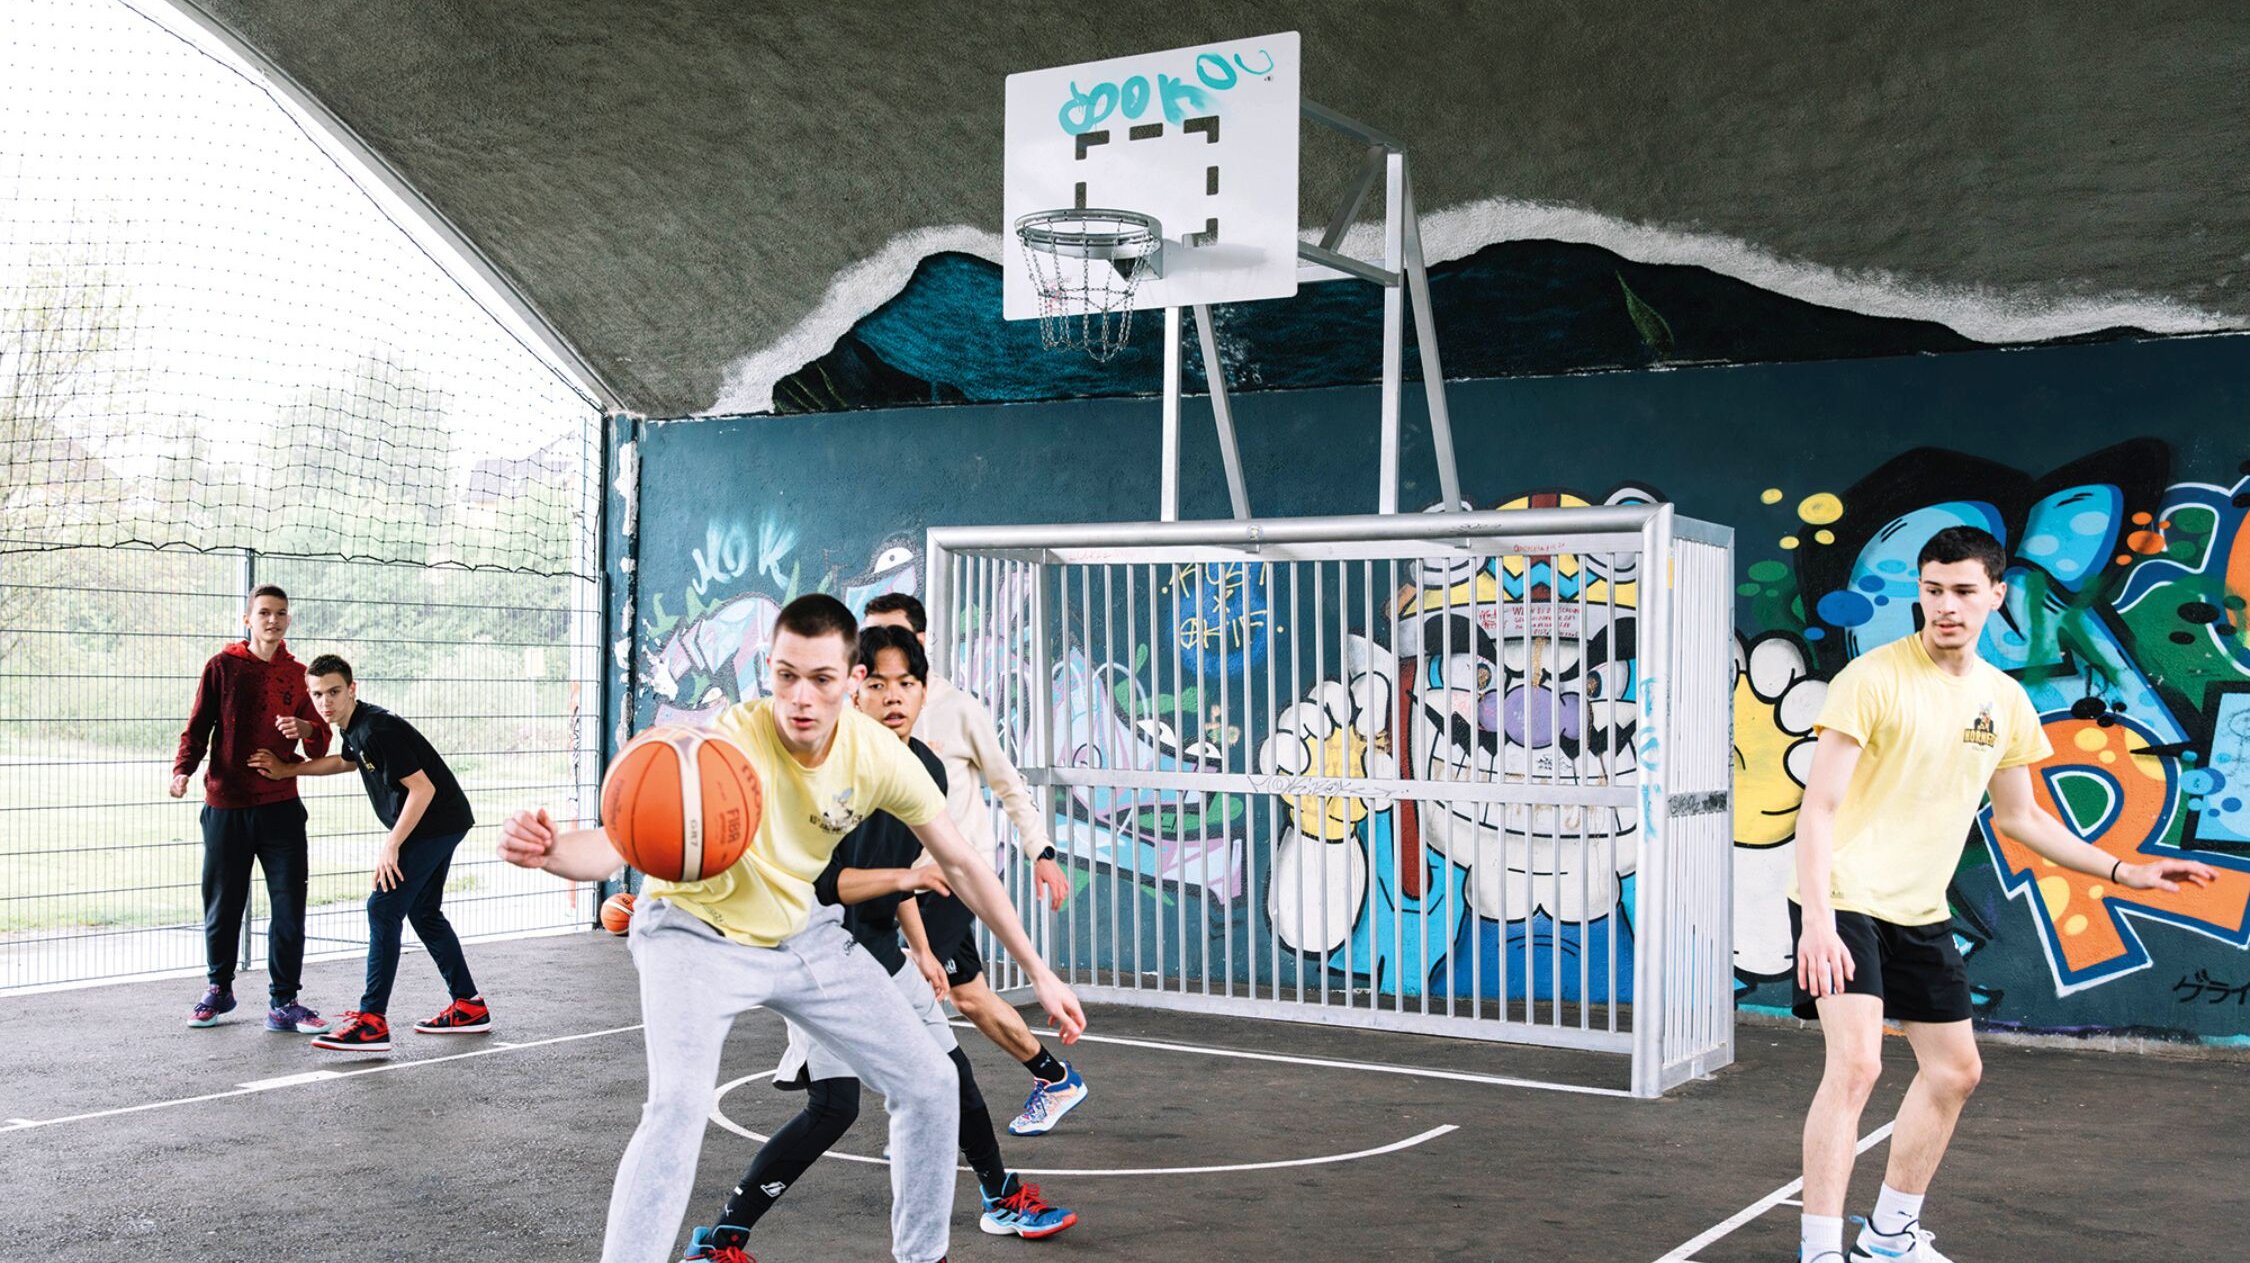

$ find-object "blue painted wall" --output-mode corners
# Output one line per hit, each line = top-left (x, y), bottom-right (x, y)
(618, 332), (2250, 1043)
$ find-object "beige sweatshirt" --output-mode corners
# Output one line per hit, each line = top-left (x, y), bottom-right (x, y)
(914, 673), (1051, 857)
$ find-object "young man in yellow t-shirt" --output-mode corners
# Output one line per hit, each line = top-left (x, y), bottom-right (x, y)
(498, 595), (1086, 1263)
(1790, 526), (2214, 1263)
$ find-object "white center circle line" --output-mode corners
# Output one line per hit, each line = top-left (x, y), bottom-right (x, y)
(709, 1070), (1460, 1177)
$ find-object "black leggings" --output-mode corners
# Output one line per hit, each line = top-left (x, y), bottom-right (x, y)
(720, 1046), (1009, 1229)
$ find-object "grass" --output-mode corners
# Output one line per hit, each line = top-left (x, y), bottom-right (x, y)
(0, 741), (589, 934)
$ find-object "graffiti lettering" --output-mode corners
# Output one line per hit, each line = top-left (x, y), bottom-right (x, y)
(2173, 969), (2250, 1004)
(1055, 49), (1274, 134)
(1168, 561), (1272, 674)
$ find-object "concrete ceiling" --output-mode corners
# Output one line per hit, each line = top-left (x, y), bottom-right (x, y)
(191, 0), (2250, 418)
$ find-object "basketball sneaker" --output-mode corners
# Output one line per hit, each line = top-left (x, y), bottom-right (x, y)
(310, 1011), (391, 1052)
(1006, 1063), (1087, 1136)
(1850, 1218), (1955, 1262)
(187, 985), (235, 1027)
(414, 996), (492, 1034)
(678, 1224), (754, 1262)
(978, 1173), (1077, 1239)
(265, 1000), (331, 1034)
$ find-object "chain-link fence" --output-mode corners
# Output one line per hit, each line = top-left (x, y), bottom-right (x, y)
(1, 0), (609, 993)
(0, 547), (603, 993)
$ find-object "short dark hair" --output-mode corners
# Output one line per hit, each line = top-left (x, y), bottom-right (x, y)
(306, 653), (353, 684)
(863, 592), (927, 634)
(248, 583), (288, 608)
(856, 624), (928, 683)
(1917, 526), (2008, 584)
(774, 593), (857, 657)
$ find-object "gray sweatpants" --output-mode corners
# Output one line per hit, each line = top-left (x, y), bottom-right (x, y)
(603, 898), (959, 1263)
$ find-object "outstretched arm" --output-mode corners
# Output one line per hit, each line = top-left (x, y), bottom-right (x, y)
(497, 808), (624, 883)
(1988, 765), (2218, 891)
(830, 864), (951, 907)
(248, 751), (353, 779)
(909, 809), (1084, 1041)
(898, 897), (949, 1003)
(961, 697), (1067, 909)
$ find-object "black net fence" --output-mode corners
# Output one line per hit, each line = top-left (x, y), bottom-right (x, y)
(1, 0), (606, 992)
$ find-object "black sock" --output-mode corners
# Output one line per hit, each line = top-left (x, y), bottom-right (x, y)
(719, 1077), (861, 1229)
(1021, 1047), (1068, 1085)
(952, 1047), (1012, 1198)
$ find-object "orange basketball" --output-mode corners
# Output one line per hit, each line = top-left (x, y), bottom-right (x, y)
(600, 891), (636, 935)
(600, 726), (762, 882)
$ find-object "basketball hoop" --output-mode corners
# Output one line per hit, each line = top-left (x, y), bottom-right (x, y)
(1014, 208), (1163, 362)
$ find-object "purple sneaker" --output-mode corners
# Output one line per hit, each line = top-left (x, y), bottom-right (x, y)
(266, 1000), (331, 1034)
(188, 985), (236, 1028)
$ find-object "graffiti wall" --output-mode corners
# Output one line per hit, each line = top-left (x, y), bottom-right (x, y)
(620, 331), (2250, 1044)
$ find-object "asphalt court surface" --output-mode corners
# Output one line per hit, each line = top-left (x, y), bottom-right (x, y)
(2, 932), (2236, 1261)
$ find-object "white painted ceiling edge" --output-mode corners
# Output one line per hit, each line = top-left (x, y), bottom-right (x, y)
(707, 196), (2244, 418)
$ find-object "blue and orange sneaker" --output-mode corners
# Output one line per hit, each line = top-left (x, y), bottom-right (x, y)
(979, 1173), (1076, 1239)
(309, 1011), (391, 1052)
(1006, 1063), (1088, 1136)
(188, 985), (235, 1027)
(414, 996), (492, 1035)
(266, 1000), (331, 1034)
(679, 1224), (754, 1262)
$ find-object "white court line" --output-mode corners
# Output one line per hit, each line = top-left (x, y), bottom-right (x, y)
(2, 1023), (644, 1134)
(1649, 1121), (1895, 1263)
(952, 1021), (1638, 1099)
(237, 1070), (343, 1090)
(710, 1070), (1462, 1177)
(7, 1012), (1623, 1139)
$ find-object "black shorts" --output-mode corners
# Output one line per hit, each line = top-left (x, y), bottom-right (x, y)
(1788, 902), (1972, 1024)
(917, 894), (984, 987)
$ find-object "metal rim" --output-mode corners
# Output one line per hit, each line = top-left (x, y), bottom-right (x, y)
(1015, 208), (1164, 261)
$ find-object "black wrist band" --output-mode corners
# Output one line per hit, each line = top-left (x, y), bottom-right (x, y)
(2109, 858), (2122, 884)
(1036, 845), (1057, 862)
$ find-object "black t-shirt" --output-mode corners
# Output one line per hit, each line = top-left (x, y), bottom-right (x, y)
(338, 701), (475, 842)
(813, 737), (946, 972)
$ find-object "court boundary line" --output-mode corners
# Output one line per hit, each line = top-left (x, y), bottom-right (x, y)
(0, 1023), (645, 1134)
(1650, 1121), (1896, 1262)
(952, 1021), (1638, 1099)
(4, 1009), (1631, 1139)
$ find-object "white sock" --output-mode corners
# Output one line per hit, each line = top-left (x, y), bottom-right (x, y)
(1801, 1213), (1845, 1260)
(1871, 1184), (1925, 1237)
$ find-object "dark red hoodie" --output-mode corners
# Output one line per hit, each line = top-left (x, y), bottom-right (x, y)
(173, 640), (332, 809)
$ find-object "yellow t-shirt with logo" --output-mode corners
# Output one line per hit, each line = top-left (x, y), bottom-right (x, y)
(1791, 633), (2051, 926)
(648, 700), (946, 947)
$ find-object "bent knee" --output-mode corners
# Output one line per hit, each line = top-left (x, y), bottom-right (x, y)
(1927, 1053), (1982, 1100)
(1824, 1052), (1885, 1099)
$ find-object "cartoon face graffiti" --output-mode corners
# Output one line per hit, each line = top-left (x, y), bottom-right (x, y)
(1394, 489), (1652, 924)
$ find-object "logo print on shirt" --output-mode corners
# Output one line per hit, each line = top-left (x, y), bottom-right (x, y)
(1964, 701), (1998, 749)
(811, 786), (865, 834)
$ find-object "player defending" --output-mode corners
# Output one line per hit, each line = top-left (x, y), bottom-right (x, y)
(250, 654), (490, 1051)
(170, 583), (333, 1034)
(862, 593), (1089, 1136)
(1791, 527), (2215, 1263)
(679, 625), (1074, 1262)
(499, 595), (1085, 1263)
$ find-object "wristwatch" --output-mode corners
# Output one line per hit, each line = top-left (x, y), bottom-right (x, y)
(1035, 844), (1057, 862)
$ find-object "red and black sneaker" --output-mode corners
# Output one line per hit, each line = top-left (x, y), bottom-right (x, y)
(414, 996), (493, 1035)
(310, 1010), (391, 1052)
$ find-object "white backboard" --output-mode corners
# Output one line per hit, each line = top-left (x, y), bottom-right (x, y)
(1003, 31), (1301, 319)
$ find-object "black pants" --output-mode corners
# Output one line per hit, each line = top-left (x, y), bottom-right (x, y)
(721, 1045), (1009, 1229)
(360, 829), (478, 1016)
(200, 800), (309, 1002)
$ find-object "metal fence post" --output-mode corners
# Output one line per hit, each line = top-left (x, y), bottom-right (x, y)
(237, 547), (257, 976)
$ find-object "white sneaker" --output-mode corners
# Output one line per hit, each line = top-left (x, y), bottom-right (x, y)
(1851, 1220), (1955, 1262)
